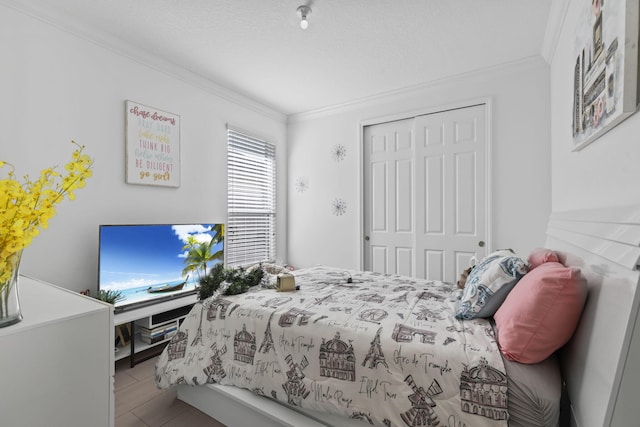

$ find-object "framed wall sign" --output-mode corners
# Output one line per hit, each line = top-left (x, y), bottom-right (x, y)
(572, 0), (640, 151)
(125, 100), (181, 187)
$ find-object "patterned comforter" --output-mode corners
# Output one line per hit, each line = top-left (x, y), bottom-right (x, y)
(155, 266), (508, 427)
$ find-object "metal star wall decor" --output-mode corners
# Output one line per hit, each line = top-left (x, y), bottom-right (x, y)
(295, 176), (309, 193)
(332, 198), (347, 216)
(331, 144), (347, 162)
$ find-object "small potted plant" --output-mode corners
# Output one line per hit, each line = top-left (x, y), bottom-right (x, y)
(96, 289), (125, 305)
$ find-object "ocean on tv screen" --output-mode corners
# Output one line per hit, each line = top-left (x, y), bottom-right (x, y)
(98, 223), (223, 309)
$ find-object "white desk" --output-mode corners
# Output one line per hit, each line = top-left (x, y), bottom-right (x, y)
(113, 293), (196, 367)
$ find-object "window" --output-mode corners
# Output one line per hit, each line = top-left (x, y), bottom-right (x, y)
(226, 127), (276, 267)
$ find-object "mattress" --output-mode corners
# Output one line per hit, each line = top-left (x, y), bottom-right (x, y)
(502, 352), (561, 427)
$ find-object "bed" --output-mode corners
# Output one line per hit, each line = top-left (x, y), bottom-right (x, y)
(155, 205), (640, 427)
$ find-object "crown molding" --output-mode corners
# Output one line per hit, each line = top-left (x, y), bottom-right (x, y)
(541, 0), (570, 65)
(288, 56), (547, 123)
(0, 0), (287, 123)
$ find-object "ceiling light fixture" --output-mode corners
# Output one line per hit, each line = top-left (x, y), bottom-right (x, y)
(297, 5), (311, 30)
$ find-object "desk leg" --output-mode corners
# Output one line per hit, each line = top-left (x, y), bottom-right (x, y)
(127, 320), (167, 368)
(129, 320), (136, 368)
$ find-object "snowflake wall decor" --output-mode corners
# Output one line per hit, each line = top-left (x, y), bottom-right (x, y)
(331, 144), (347, 162)
(295, 176), (309, 193)
(332, 198), (347, 216)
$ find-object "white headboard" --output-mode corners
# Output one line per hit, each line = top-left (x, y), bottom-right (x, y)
(546, 205), (640, 427)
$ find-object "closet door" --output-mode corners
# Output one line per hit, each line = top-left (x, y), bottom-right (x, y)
(363, 104), (488, 283)
(363, 118), (415, 277)
(414, 104), (487, 282)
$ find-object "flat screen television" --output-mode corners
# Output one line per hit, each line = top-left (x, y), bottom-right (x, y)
(98, 223), (224, 313)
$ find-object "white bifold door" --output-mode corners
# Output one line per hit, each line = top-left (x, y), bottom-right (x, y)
(363, 104), (488, 283)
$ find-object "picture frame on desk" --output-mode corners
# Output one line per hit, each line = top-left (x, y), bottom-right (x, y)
(115, 323), (131, 347)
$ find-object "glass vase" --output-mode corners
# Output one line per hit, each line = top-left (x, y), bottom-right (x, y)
(0, 251), (23, 328)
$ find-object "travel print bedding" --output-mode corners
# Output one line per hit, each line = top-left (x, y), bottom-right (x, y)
(155, 266), (509, 427)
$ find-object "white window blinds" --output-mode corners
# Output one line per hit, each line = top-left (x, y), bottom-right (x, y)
(226, 128), (276, 267)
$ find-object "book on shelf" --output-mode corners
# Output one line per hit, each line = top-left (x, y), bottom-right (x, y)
(140, 325), (179, 344)
(140, 330), (178, 345)
(141, 334), (166, 345)
(138, 320), (177, 335)
(140, 323), (177, 335)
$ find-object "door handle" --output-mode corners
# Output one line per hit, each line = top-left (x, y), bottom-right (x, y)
(478, 241), (485, 247)
(365, 236), (370, 241)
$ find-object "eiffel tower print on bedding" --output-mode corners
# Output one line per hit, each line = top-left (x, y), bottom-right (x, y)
(155, 266), (508, 427)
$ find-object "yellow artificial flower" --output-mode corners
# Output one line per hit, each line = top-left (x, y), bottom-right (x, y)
(0, 141), (93, 285)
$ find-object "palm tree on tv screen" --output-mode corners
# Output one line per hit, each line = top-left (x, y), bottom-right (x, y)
(181, 225), (224, 282)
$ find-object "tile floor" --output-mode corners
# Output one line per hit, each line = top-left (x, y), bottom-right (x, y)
(114, 351), (226, 427)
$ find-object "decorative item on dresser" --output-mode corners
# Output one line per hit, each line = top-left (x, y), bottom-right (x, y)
(0, 142), (93, 328)
(0, 250), (22, 327)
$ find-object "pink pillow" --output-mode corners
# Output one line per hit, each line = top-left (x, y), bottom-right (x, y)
(527, 248), (559, 270)
(494, 261), (587, 364)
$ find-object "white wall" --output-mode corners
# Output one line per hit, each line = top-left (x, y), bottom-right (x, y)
(550, 0), (640, 211)
(287, 58), (552, 270)
(0, 5), (287, 293)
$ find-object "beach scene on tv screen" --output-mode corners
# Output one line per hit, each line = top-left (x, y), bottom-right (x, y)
(99, 224), (223, 308)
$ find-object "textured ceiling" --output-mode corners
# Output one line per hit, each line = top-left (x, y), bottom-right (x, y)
(6, 0), (552, 115)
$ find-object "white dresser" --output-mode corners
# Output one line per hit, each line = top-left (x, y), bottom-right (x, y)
(0, 275), (114, 427)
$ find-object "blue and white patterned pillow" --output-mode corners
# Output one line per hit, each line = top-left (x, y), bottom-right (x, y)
(455, 250), (528, 320)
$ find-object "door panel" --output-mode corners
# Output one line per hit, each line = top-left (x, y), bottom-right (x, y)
(364, 105), (487, 283)
(371, 246), (387, 273)
(414, 105), (487, 282)
(424, 154), (444, 233)
(396, 159), (413, 232)
(424, 249), (444, 281)
(397, 247), (413, 277)
(455, 151), (476, 234)
(371, 162), (387, 232)
(363, 118), (414, 276)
